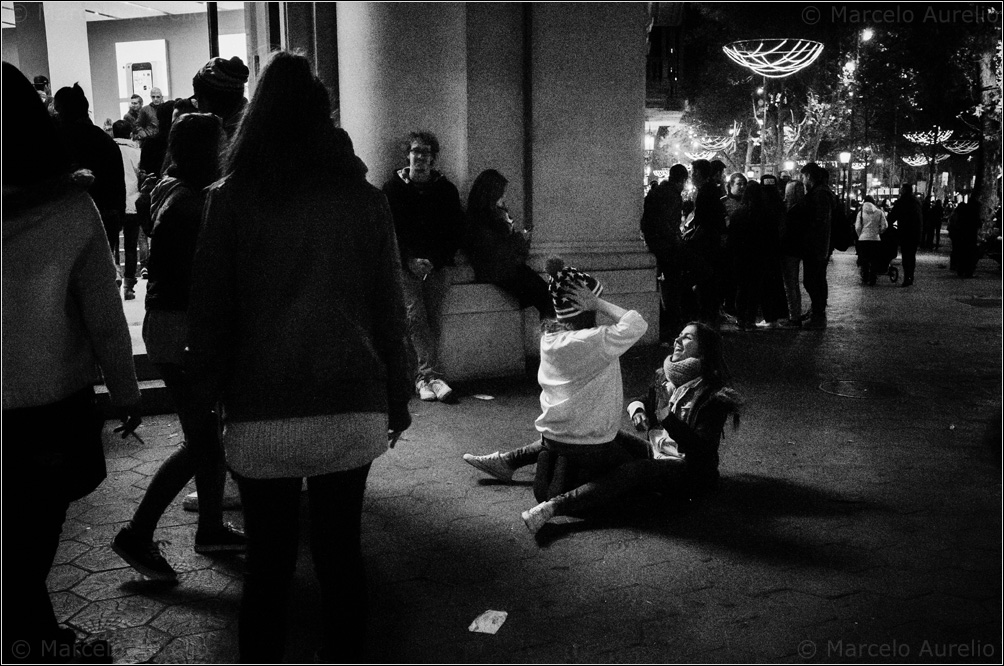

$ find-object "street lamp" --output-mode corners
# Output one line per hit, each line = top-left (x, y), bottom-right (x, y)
(839, 151), (852, 208)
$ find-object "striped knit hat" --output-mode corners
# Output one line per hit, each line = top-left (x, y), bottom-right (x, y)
(545, 256), (603, 320)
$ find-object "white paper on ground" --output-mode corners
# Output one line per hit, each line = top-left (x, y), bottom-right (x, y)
(472, 394), (495, 400)
(468, 610), (507, 634)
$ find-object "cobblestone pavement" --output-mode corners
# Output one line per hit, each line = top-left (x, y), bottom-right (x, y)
(48, 247), (1001, 663)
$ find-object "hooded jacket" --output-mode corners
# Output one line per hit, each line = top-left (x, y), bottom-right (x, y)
(382, 168), (465, 270)
(854, 202), (888, 242)
(145, 172), (204, 312)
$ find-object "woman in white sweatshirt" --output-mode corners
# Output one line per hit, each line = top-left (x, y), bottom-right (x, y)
(855, 195), (889, 286)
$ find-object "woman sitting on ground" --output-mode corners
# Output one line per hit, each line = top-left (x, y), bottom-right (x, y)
(466, 320), (740, 534)
(465, 168), (554, 318)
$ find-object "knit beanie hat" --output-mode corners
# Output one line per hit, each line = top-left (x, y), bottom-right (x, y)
(545, 256), (603, 320)
(194, 56), (249, 92)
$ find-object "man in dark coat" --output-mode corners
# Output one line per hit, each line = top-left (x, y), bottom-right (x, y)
(54, 84), (126, 265)
(383, 131), (465, 403)
(641, 164), (688, 342)
(799, 163), (834, 328)
(686, 159), (728, 327)
(888, 183), (923, 287)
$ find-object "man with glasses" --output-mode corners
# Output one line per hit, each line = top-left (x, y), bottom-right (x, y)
(383, 131), (465, 402)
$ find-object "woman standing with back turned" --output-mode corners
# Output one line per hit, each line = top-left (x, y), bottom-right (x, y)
(185, 52), (413, 663)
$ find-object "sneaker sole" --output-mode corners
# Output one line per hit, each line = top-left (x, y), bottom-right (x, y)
(111, 542), (178, 581)
(419, 393), (437, 402)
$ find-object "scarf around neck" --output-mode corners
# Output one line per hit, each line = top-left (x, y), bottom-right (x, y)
(663, 356), (703, 388)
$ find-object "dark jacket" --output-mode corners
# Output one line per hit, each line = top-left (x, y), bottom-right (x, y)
(636, 370), (741, 497)
(686, 182), (727, 263)
(888, 194), (923, 248)
(382, 168), (465, 270)
(144, 172), (203, 312)
(57, 118), (126, 218)
(641, 181), (683, 263)
(465, 206), (529, 283)
(186, 172), (413, 431)
(802, 183), (834, 259)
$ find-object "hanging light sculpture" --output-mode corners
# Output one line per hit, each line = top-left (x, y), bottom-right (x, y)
(943, 139), (979, 155)
(722, 39), (824, 78)
(684, 150), (717, 161)
(903, 129), (954, 145)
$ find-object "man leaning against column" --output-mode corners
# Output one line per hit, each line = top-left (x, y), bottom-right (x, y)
(382, 131), (466, 403)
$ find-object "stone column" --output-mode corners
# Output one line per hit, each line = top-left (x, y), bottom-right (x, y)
(528, 4), (657, 339)
(41, 1), (92, 101)
(11, 2), (49, 83)
(336, 2), (468, 191)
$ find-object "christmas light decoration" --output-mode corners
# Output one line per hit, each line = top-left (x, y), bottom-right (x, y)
(697, 136), (734, 151)
(684, 150), (717, 161)
(903, 129), (954, 145)
(943, 140), (979, 155)
(722, 39), (824, 78)
(901, 154), (948, 167)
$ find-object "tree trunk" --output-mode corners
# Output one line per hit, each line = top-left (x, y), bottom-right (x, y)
(974, 44), (1002, 239)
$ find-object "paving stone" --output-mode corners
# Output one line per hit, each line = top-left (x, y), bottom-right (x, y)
(53, 540), (91, 566)
(71, 568), (147, 601)
(74, 545), (133, 573)
(50, 591), (89, 621)
(47, 565), (89, 592)
(68, 596), (165, 633)
(150, 630), (237, 663)
(150, 600), (234, 637)
(94, 625), (173, 664)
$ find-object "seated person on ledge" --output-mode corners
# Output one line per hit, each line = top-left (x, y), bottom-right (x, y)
(466, 320), (740, 535)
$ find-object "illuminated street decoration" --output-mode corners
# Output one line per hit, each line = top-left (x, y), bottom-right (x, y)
(697, 136), (734, 151)
(943, 140), (979, 155)
(903, 129), (954, 145)
(901, 154), (948, 167)
(722, 39), (824, 78)
(685, 150), (717, 161)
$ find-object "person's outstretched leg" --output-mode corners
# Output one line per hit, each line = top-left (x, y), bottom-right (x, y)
(307, 464), (372, 663)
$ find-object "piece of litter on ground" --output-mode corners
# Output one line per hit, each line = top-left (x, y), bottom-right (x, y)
(949, 424), (956, 430)
(472, 394), (495, 401)
(469, 610), (507, 634)
(168, 433), (179, 438)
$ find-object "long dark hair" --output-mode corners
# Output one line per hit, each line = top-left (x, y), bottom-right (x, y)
(686, 321), (730, 387)
(166, 113), (224, 190)
(467, 169), (509, 224)
(2, 62), (72, 206)
(224, 51), (362, 197)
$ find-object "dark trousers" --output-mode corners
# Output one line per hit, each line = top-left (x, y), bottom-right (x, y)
(493, 264), (555, 318)
(3, 388), (104, 662)
(234, 464), (372, 663)
(657, 259), (683, 343)
(101, 209), (122, 265)
(901, 244), (918, 282)
(121, 214), (141, 284)
(802, 255), (829, 316)
(129, 362), (226, 537)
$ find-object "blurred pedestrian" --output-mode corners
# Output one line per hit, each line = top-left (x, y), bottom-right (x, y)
(192, 56), (249, 139)
(854, 195), (888, 285)
(779, 180), (807, 328)
(111, 112), (246, 583)
(888, 183), (923, 287)
(3, 62), (141, 664)
(186, 51), (412, 663)
(111, 120), (142, 300)
(641, 163), (688, 342)
(798, 163), (834, 328)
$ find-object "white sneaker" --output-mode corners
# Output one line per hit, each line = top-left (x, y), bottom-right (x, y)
(428, 378), (454, 402)
(417, 380), (437, 401)
(521, 501), (556, 535)
(463, 452), (514, 482)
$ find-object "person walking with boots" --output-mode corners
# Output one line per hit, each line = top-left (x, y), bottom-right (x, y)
(888, 184), (923, 287)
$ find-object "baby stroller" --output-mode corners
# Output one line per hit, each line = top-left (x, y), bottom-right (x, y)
(874, 224), (900, 283)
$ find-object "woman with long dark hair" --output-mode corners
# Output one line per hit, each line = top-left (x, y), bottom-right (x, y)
(112, 112), (246, 582)
(3, 61), (141, 662)
(521, 321), (741, 533)
(185, 51), (412, 663)
(465, 169), (554, 317)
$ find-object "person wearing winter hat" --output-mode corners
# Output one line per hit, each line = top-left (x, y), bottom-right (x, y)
(462, 257), (648, 520)
(192, 55), (249, 139)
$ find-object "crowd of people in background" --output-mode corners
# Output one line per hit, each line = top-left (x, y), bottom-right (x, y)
(640, 156), (999, 335)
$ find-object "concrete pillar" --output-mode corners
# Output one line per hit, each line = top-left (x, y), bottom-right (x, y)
(41, 1), (92, 102)
(528, 4), (657, 339)
(336, 2), (468, 191)
(11, 2), (49, 83)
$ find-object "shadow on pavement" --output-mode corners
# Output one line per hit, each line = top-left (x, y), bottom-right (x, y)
(535, 473), (875, 569)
